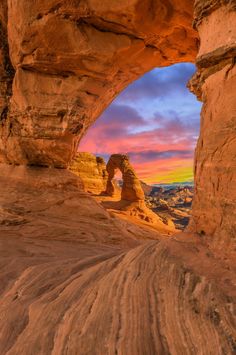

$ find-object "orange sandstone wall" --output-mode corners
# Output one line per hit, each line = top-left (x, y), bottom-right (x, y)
(70, 152), (108, 194)
(189, 1), (236, 249)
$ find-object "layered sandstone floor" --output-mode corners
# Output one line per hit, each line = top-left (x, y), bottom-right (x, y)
(0, 165), (235, 355)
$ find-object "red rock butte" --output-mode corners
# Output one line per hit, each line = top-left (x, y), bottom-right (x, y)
(0, 1), (235, 354)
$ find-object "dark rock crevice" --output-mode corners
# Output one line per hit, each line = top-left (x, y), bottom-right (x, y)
(0, 3), (15, 143)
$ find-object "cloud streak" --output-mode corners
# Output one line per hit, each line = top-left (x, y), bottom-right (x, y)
(117, 63), (196, 102)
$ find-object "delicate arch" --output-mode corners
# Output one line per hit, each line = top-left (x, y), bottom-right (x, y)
(105, 154), (144, 202)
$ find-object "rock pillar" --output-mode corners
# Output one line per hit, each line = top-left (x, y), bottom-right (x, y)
(106, 154), (145, 202)
(189, 0), (236, 249)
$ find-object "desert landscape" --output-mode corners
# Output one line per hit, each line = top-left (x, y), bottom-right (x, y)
(0, 1), (236, 354)
(144, 184), (193, 230)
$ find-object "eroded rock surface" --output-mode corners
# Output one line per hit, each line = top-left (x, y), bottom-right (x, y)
(0, 0), (14, 162)
(0, 1), (235, 354)
(0, 0), (234, 247)
(145, 186), (194, 230)
(104, 154), (177, 232)
(188, 1), (236, 250)
(69, 152), (107, 194)
(106, 154), (144, 202)
(0, 165), (235, 355)
(0, 0), (197, 167)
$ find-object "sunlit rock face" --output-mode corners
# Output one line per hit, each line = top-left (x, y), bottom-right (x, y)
(0, 0), (234, 247)
(106, 154), (145, 202)
(69, 152), (107, 194)
(0, 0), (197, 167)
(188, 0), (236, 250)
(105, 154), (176, 230)
(0, 2), (235, 354)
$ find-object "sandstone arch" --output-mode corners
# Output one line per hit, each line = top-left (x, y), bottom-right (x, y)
(0, 1), (236, 353)
(0, 0), (197, 168)
(0, 0), (235, 248)
(106, 154), (145, 202)
(0, 0), (235, 247)
(105, 155), (176, 231)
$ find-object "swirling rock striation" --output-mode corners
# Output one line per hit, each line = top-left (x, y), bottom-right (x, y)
(0, 165), (235, 355)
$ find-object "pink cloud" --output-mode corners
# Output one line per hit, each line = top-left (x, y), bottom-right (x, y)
(78, 88), (200, 183)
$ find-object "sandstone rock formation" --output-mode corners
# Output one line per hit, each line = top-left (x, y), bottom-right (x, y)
(0, 0), (14, 159)
(140, 180), (154, 196)
(0, 164), (235, 355)
(188, 0), (236, 250)
(69, 152), (107, 194)
(146, 189), (193, 231)
(0, 1), (236, 354)
(104, 154), (174, 230)
(0, 0), (197, 167)
(106, 154), (144, 202)
(0, 0), (233, 249)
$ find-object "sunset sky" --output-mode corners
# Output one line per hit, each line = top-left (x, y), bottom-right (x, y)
(79, 63), (202, 184)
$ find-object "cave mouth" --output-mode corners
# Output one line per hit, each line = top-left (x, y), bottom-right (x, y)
(78, 63), (202, 231)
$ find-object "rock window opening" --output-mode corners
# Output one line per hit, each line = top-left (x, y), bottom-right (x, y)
(75, 63), (201, 231)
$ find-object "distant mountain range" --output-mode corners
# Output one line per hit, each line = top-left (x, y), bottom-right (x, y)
(140, 181), (194, 195)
